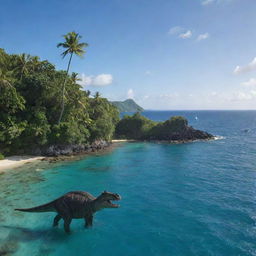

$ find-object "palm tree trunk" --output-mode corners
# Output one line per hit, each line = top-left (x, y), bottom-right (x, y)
(57, 52), (73, 124)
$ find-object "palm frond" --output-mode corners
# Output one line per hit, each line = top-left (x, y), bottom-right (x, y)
(57, 32), (88, 57)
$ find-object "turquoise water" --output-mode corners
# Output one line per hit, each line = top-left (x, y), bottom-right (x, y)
(0, 111), (256, 255)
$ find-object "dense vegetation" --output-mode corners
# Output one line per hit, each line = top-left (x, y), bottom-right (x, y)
(0, 48), (119, 155)
(111, 99), (143, 112)
(115, 113), (213, 141)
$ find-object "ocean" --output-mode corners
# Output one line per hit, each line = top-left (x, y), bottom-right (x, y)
(0, 111), (256, 256)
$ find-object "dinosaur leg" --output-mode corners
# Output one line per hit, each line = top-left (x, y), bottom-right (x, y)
(84, 215), (93, 228)
(53, 214), (62, 227)
(63, 217), (72, 233)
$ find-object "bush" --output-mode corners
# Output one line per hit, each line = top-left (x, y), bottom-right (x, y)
(0, 153), (4, 160)
(115, 112), (155, 139)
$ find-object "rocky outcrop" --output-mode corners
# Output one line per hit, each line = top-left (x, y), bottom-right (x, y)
(148, 126), (214, 142)
(32, 140), (110, 157)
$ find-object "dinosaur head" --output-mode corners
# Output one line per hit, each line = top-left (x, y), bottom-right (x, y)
(96, 191), (121, 209)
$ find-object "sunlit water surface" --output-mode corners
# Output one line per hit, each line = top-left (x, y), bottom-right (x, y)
(0, 111), (256, 256)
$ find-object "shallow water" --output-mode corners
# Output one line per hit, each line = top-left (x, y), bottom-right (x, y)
(0, 111), (256, 255)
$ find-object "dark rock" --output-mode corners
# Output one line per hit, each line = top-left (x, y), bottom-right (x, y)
(40, 140), (110, 157)
(148, 126), (214, 142)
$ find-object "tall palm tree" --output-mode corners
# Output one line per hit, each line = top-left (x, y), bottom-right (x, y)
(57, 31), (88, 124)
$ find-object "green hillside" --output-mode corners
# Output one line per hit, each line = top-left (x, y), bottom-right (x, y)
(111, 99), (144, 112)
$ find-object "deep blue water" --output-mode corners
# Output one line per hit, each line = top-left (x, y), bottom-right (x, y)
(0, 111), (256, 255)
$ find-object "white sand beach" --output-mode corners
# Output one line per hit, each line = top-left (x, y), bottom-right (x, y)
(0, 156), (44, 171)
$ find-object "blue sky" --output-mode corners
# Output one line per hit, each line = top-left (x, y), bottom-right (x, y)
(1, 0), (256, 109)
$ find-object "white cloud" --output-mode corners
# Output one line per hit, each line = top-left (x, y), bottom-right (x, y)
(168, 26), (183, 35)
(179, 30), (192, 39)
(197, 33), (209, 41)
(233, 57), (256, 74)
(202, 0), (235, 6)
(242, 78), (256, 87)
(231, 91), (256, 101)
(133, 89), (256, 110)
(127, 89), (134, 99)
(92, 74), (113, 86)
(202, 0), (215, 5)
(79, 74), (92, 86)
(78, 73), (113, 87)
(169, 27), (210, 41)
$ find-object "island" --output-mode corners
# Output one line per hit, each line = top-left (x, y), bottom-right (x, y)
(111, 99), (144, 112)
(115, 113), (214, 142)
(0, 45), (213, 160)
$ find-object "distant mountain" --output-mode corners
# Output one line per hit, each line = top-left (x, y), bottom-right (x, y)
(111, 99), (144, 112)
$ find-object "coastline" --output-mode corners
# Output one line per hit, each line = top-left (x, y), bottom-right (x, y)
(0, 156), (45, 172)
(0, 137), (221, 172)
(0, 142), (121, 172)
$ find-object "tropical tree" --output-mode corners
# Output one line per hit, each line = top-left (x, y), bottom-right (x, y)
(14, 53), (33, 80)
(57, 31), (88, 124)
(71, 72), (81, 83)
(85, 90), (91, 97)
(94, 91), (100, 99)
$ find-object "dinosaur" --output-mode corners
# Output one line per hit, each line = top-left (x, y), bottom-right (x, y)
(15, 191), (121, 233)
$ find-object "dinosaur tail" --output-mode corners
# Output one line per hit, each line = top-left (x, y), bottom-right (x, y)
(15, 200), (56, 213)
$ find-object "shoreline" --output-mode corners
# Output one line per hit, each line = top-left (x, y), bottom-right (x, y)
(0, 142), (121, 172)
(0, 156), (45, 172)
(0, 137), (222, 172)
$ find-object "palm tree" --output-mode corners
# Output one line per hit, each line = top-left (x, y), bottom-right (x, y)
(94, 91), (101, 99)
(71, 72), (81, 83)
(85, 90), (91, 97)
(30, 56), (41, 72)
(14, 53), (33, 80)
(57, 31), (88, 124)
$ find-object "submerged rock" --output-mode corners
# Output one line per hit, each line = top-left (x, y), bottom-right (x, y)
(0, 240), (19, 256)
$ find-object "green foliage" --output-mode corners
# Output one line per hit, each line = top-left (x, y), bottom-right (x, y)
(88, 97), (120, 141)
(115, 114), (189, 140)
(0, 153), (4, 160)
(0, 48), (119, 155)
(111, 99), (144, 112)
(49, 122), (90, 145)
(149, 116), (188, 139)
(115, 112), (155, 139)
(57, 31), (88, 58)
